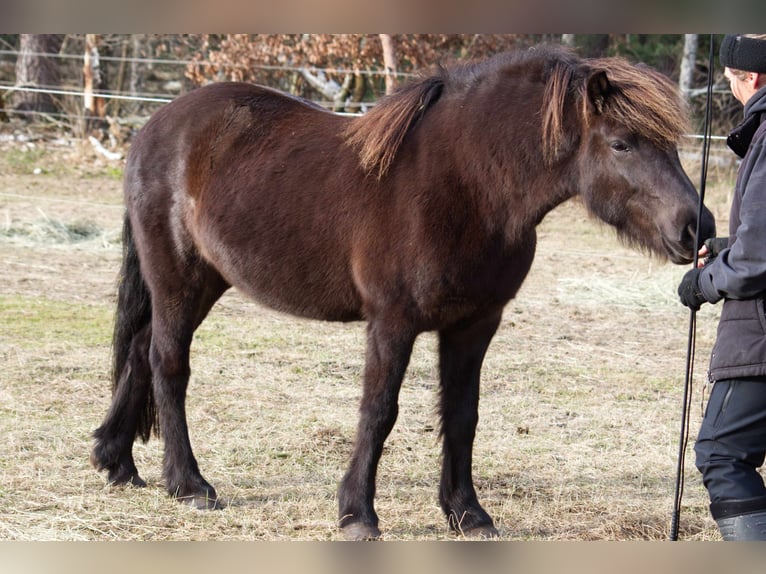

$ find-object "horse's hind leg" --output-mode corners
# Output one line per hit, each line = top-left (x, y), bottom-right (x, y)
(437, 311), (502, 538)
(149, 271), (228, 509)
(92, 213), (154, 488)
(92, 324), (152, 487)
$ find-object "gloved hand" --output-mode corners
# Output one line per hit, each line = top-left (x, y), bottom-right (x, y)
(677, 267), (706, 311)
(703, 237), (729, 264)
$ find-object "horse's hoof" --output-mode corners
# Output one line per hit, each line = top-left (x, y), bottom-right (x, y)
(94, 459), (147, 488)
(178, 493), (224, 510)
(104, 471), (147, 488)
(341, 523), (382, 541)
(118, 474), (147, 488)
(462, 524), (499, 539)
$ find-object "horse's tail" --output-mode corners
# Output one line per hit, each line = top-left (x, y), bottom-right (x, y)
(112, 212), (157, 442)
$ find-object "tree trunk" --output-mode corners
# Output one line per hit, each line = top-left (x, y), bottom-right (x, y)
(13, 34), (64, 116)
(130, 35), (144, 97)
(379, 34), (398, 95)
(578, 34), (610, 58)
(679, 34), (698, 99)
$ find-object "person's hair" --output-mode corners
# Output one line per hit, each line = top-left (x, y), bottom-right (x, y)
(727, 34), (766, 79)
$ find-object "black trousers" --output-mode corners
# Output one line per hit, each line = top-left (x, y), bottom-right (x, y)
(695, 378), (766, 504)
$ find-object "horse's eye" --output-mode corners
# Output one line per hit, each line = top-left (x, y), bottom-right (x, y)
(610, 140), (631, 153)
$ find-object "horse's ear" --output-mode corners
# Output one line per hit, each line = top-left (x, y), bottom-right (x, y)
(586, 70), (611, 115)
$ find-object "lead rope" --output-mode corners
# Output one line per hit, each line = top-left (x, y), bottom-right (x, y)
(670, 34), (716, 542)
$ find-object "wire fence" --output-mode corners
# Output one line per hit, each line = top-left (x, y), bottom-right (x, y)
(0, 49), (420, 78)
(0, 42), (421, 129)
(0, 37), (739, 240)
(0, 42), (738, 143)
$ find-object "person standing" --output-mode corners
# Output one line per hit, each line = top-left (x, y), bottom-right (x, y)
(677, 34), (766, 541)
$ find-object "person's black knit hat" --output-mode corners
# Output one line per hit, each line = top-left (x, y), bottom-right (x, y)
(720, 35), (766, 73)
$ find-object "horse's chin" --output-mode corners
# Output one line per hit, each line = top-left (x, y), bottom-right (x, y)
(659, 215), (715, 266)
(669, 253), (693, 265)
(661, 236), (694, 265)
(620, 232), (692, 265)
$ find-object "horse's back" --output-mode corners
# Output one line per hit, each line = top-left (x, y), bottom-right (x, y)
(126, 82), (328, 190)
(123, 76), (545, 328)
(124, 83), (365, 321)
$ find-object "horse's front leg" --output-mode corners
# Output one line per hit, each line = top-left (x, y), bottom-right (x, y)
(438, 311), (502, 538)
(338, 317), (416, 540)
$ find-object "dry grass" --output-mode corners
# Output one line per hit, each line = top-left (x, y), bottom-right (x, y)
(0, 136), (747, 540)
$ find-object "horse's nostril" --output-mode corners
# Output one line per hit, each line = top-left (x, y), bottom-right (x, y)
(685, 223), (696, 245)
(684, 219), (708, 250)
(676, 222), (694, 249)
(696, 207), (717, 247)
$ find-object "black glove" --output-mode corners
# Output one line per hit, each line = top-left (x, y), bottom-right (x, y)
(677, 267), (706, 311)
(704, 237), (729, 264)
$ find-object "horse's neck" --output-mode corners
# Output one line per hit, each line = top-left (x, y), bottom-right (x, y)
(433, 121), (576, 239)
(465, 160), (577, 244)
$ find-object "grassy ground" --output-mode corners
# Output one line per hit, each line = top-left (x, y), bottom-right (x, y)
(0, 135), (747, 540)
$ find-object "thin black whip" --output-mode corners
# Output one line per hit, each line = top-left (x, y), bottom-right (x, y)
(670, 34), (716, 542)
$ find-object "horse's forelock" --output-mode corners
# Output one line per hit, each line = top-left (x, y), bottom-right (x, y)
(542, 55), (689, 162)
(587, 58), (690, 148)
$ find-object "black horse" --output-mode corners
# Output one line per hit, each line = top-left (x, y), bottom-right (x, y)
(92, 46), (715, 539)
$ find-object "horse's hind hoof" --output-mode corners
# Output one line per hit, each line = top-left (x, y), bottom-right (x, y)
(462, 524), (499, 540)
(92, 454), (147, 488)
(111, 474), (147, 488)
(341, 523), (382, 541)
(103, 468), (147, 489)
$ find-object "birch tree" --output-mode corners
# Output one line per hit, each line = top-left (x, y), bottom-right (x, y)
(679, 34), (698, 98)
(379, 34), (398, 95)
(83, 33), (107, 121)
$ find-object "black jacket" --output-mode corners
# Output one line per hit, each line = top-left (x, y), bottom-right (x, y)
(699, 85), (766, 381)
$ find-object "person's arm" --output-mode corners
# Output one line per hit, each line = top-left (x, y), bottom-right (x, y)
(699, 137), (766, 303)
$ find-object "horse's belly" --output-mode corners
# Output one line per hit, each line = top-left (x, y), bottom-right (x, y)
(237, 272), (364, 322)
(200, 232), (363, 322)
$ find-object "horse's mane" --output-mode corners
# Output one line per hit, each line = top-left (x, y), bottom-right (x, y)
(345, 47), (690, 178)
(344, 74), (445, 180)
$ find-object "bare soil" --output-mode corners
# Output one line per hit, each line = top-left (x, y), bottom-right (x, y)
(0, 134), (744, 540)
